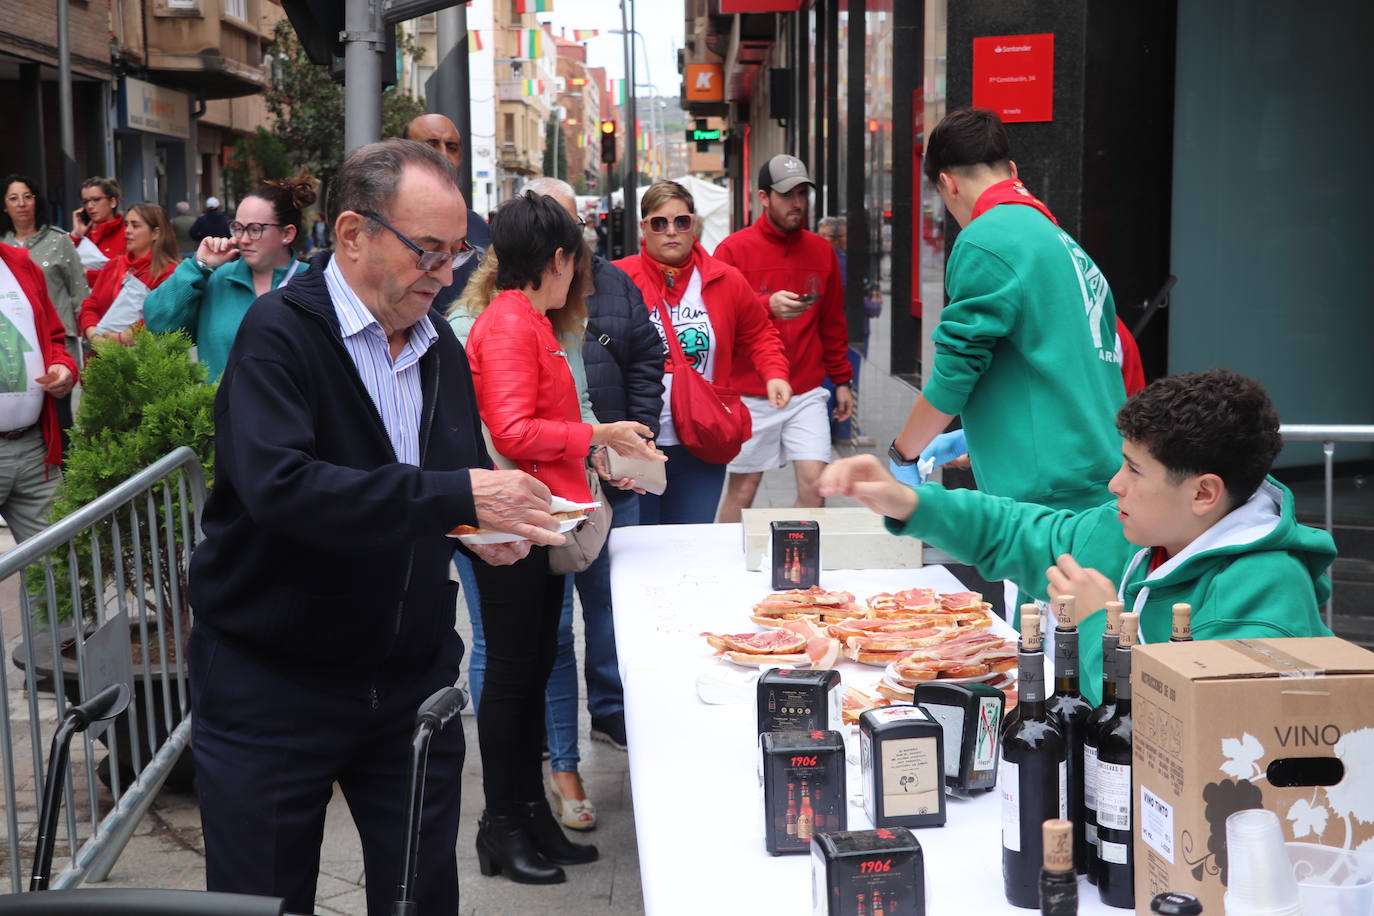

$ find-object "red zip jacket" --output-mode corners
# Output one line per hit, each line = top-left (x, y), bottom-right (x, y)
(712, 214), (852, 397)
(71, 214), (126, 289)
(615, 242), (789, 390)
(465, 289), (594, 502)
(78, 252), (176, 337)
(0, 244), (79, 468)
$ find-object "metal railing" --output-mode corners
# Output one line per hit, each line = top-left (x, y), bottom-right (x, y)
(1278, 424), (1374, 630)
(0, 448), (206, 892)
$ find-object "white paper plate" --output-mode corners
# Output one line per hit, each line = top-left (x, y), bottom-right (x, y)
(695, 666), (761, 705)
(882, 661), (1017, 687)
(720, 653), (812, 670)
(449, 495), (601, 545)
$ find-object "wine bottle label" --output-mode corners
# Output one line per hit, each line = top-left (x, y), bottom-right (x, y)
(1086, 823), (1098, 845)
(1083, 743), (1099, 812)
(1097, 761), (1132, 830)
(1058, 759), (1067, 820)
(1140, 783), (1176, 864)
(1099, 839), (1129, 865)
(999, 757), (1020, 852)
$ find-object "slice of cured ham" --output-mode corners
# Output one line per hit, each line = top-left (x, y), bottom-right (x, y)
(939, 591), (985, 612)
(778, 618), (841, 668)
(701, 629), (808, 655)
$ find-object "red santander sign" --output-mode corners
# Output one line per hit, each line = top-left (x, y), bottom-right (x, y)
(972, 33), (1054, 124)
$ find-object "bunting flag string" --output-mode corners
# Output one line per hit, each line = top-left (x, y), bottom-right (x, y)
(467, 30), (483, 52)
(572, 29), (599, 41)
(514, 0), (553, 12)
(524, 28), (543, 59)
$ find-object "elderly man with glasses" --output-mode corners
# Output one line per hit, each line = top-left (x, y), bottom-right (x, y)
(186, 139), (566, 915)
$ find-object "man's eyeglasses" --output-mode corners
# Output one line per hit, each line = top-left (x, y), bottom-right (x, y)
(646, 214), (693, 234)
(230, 221), (281, 240)
(362, 210), (480, 272)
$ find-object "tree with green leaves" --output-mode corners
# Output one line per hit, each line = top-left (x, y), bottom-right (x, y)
(265, 20), (426, 208)
(541, 116), (569, 181)
(223, 127), (293, 205)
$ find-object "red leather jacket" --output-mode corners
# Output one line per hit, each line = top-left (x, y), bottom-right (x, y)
(465, 289), (594, 502)
(615, 242), (789, 390)
(0, 244), (79, 467)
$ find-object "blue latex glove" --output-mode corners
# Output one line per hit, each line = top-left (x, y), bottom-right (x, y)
(889, 455), (924, 488)
(921, 429), (969, 469)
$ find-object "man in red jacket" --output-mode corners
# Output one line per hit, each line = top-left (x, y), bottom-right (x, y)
(714, 155), (854, 523)
(0, 243), (78, 542)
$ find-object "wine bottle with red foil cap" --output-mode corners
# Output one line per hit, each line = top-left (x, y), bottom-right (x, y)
(1171, 603), (1193, 642)
(1096, 612), (1139, 909)
(1039, 818), (1077, 915)
(1001, 611), (1067, 908)
(1083, 600), (1123, 885)
(1045, 594), (1092, 876)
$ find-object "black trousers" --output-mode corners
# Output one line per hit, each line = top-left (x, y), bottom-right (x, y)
(472, 545), (565, 812)
(188, 626), (465, 915)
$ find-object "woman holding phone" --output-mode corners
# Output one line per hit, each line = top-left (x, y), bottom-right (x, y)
(69, 177), (126, 288)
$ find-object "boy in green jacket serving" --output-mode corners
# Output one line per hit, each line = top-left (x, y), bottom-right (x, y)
(825, 369), (1334, 704)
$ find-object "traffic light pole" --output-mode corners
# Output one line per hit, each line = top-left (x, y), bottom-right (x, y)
(343, 0), (383, 152)
(619, 0), (638, 255)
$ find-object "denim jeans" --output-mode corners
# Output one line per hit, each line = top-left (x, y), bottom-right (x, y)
(637, 444), (726, 525)
(457, 554), (583, 773)
(570, 487), (637, 720)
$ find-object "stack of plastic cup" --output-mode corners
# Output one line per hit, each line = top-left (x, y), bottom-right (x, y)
(1225, 809), (1304, 915)
(1287, 842), (1374, 915)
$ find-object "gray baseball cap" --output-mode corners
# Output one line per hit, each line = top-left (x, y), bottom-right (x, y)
(758, 154), (814, 194)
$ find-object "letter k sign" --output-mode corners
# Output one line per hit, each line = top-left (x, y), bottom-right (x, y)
(695, 70), (714, 91)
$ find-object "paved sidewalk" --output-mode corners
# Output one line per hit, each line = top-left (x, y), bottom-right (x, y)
(3, 302), (922, 913)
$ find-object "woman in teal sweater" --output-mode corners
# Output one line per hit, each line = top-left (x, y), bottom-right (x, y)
(144, 177), (315, 380)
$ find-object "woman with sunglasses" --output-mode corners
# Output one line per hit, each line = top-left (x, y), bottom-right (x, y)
(144, 178), (316, 382)
(77, 202), (178, 347)
(463, 191), (661, 885)
(68, 177), (125, 288)
(615, 180), (791, 524)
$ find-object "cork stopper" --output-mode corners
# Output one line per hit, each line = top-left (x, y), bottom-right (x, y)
(1021, 609), (1042, 651)
(1105, 601), (1124, 636)
(1172, 603), (1193, 641)
(1120, 611), (1140, 648)
(1052, 594), (1076, 630)
(1042, 819), (1074, 873)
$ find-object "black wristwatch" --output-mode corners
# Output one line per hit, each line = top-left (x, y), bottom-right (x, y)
(888, 439), (918, 467)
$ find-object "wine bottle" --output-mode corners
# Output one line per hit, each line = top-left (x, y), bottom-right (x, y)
(1083, 600), (1123, 886)
(1001, 603), (1039, 741)
(1171, 603), (1193, 642)
(1040, 818), (1077, 915)
(855, 893), (867, 916)
(1001, 612), (1067, 909)
(1096, 611), (1139, 909)
(1045, 594), (1093, 876)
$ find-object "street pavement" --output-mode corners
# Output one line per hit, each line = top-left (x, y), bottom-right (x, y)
(1, 288), (923, 914)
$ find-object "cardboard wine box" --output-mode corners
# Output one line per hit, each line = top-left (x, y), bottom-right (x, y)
(1132, 637), (1374, 914)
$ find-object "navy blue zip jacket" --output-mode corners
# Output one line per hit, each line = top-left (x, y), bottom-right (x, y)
(188, 251), (490, 676)
(582, 256), (665, 435)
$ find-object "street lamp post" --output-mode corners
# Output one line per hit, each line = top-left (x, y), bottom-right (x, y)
(617, 1), (637, 254)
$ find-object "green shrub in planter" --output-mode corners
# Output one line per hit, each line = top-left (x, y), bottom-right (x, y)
(26, 330), (217, 626)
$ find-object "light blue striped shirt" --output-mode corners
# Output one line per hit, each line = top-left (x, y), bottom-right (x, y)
(323, 256), (438, 466)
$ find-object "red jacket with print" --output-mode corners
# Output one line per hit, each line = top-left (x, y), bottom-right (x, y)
(712, 214), (852, 397)
(464, 289), (595, 503)
(0, 244), (79, 467)
(615, 243), (789, 392)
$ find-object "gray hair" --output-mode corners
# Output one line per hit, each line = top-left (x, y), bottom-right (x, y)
(817, 215), (846, 232)
(175, 201), (191, 214)
(523, 177), (576, 204)
(329, 139), (459, 233)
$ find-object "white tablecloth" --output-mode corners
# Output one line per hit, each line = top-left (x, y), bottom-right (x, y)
(609, 523), (1122, 915)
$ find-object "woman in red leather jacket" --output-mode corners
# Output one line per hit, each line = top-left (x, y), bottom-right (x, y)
(464, 190), (661, 886)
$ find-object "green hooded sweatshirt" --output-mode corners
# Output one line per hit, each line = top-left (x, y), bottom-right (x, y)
(887, 477), (1335, 705)
(924, 204), (1126, 510)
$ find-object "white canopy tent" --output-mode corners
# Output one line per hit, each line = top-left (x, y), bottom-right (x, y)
(611, 177), (732, 254)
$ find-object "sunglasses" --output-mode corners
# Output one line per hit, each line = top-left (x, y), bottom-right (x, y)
(362, 210), (481, 272)
(646, 214), (693, 234)
(229, 221), (281, 240)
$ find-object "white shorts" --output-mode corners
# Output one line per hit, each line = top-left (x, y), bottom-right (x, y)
(727, 386), (833, 474)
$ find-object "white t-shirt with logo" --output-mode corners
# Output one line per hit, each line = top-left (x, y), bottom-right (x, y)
(0, 258), (47, 432)
(645, 269), (715, 447)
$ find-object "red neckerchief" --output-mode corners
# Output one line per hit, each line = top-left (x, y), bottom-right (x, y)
(969, 178), (1058, 226)
(1148, 545), (1170, 573)
(640, 243), (699, 306)
(84, 214), (127, 255)
(120, 250), (158, 286)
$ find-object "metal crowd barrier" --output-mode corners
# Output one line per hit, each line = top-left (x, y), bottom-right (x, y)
(0, 447), (206, 892)
(1278, 424), (1374, 630)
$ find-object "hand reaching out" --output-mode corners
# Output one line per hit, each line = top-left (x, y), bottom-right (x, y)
(1045, 554), (1118, 624)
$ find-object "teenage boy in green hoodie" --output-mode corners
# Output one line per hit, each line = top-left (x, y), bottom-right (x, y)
(889, 107), (1125, 512)
(825, 369), (1335, 704)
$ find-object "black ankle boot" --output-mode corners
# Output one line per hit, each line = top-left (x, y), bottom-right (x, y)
(475, 810), (566, 884)
(522, 799), (599, 865)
